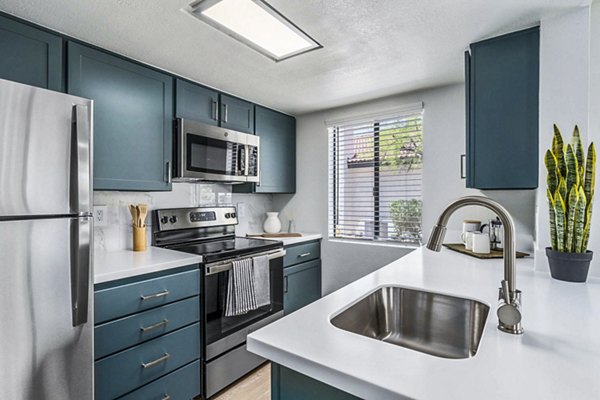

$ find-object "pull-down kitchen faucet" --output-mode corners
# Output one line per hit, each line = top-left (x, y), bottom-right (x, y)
(426, 196), (523, 334)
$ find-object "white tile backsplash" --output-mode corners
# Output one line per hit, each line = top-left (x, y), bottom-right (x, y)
(93, 183), (274, 251)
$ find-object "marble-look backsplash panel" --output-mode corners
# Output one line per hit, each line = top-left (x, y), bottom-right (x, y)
(93, 183), (273, 251)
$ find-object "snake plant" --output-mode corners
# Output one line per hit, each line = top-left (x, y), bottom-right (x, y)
(545, 124), (596, 253)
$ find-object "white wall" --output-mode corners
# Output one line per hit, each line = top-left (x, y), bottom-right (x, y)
(588, 0), (600, 276)
(275, 84), (536, 294)
(535, 7), (595, 274)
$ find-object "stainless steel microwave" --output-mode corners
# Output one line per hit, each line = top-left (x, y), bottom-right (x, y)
(174, 118), (260, 183)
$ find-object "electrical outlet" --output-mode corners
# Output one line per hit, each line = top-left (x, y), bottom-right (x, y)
(94, 205), (108, 227)
(237, 202), (246, 218)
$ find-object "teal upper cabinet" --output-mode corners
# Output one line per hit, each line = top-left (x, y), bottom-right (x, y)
(234, 106), (296, 194)
(220, 94), (254, 134)
(68, 42), (173, 191)
(466, 27), (539, 189)
(0, 14), (63, 91)
(175, 79), (219, 126)
(256, 107), (296, 193)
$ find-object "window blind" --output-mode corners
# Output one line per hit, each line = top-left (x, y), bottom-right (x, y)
(328, 106), (423, 245)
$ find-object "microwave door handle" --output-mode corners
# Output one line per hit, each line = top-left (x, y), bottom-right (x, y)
(237, 145), (245, 175)
(244, 144), (250, 176)
(70, 105), (91, 215)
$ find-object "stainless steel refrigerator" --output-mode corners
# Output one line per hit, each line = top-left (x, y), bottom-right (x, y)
(0, 79), (94, 399)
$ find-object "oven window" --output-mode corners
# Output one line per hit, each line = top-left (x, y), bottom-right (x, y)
(204, 258), (283, 345)
(187, 133), (241, 176)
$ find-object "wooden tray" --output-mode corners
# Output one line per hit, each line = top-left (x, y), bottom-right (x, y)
(443, 243), (529, 259)
(246, 233), (303, 238)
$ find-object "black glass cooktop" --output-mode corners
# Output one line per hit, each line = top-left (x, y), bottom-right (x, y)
(169, 236), (282, 263)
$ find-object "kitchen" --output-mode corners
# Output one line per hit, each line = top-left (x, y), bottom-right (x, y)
(1, 1), (599, 399)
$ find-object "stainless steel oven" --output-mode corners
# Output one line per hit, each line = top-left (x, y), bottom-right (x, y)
(203, 249), (284, 397)
(152, 206), (284, 399)
(174, 118), (260, 183)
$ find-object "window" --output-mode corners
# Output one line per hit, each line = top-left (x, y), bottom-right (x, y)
(328, 104), (424, 245)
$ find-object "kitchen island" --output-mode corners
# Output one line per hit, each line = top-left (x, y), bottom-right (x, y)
(247, 248), (600, 399)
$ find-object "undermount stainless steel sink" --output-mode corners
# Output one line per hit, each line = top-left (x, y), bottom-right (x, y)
(330, 286), (490, 359)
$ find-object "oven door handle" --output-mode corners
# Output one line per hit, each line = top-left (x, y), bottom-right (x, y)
(205, 249), (286, 276)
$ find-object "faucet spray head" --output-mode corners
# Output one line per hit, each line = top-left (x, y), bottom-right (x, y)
(426, 224), (447, 252)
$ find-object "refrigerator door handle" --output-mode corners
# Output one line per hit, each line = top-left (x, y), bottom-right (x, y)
(70, 105), (92, 215)
(70, 217), (91, 327)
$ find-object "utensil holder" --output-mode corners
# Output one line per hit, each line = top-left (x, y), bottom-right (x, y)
(133, 225), (147, 252)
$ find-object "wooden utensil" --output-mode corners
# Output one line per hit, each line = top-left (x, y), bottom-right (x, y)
(137, 204), (148, 228)
(128, 204), (137, 225)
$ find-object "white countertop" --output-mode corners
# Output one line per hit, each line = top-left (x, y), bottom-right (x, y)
(94, 247), (202, 284)
(247, 248), (600, 400)
(276, 233), (322, 246)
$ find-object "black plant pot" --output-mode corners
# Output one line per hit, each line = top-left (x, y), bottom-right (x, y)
(546, 247), (593, 283)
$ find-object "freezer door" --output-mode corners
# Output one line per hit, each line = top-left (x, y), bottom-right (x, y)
(0, 217), (93, 400)
(0, 79), (93, 217)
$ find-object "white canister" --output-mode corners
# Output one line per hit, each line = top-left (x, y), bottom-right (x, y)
(465, 231), (475, 250)
(263, 212), (282, 234)
(461, 220), (482, 244)
(472, 232), (491, 254)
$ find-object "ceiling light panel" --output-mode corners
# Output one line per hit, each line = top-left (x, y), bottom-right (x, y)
(188, 0), (321, 61)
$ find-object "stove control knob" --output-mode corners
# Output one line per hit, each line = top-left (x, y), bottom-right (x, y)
(225, 213), (231, 219)
(160, 216), (169, 224)
(169, 216), (177, 224)
(231, 213), (237, 219)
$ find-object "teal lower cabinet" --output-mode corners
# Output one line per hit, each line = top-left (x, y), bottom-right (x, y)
(94, 265), (201, 400)
(119, 360), (201, 400)
(283, 240), (322, 315)
(271, 363), (361, 400)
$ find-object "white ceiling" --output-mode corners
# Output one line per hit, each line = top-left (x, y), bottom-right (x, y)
(0, 0), (588, 115)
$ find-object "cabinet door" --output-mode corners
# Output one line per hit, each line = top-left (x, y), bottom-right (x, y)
(68, 42), (173, 191)
(0, 14), (63, 91)
(175, 79), (219, 126)
(467, 27), (539, 189)
(255, 106), (296, 193)
(272, 364), (361, 400)
(220, 94), (254, 133)
(284, 259), (321, 315)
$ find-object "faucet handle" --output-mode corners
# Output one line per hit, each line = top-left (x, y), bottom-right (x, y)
(497, 286), (523, 334)
(500, 280), (511, 304)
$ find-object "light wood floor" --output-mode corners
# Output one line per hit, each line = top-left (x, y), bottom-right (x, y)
(211, 363), (271, 400)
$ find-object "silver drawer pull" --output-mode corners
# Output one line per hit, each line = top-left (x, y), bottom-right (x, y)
(141, 353), (170, 369)
(162, 395), (171, 400)
(140, 290), (170, 301)
(298, 252), (311, 258)
(140, 319), (169, 333)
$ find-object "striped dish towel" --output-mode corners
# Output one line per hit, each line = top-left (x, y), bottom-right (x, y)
(225, 258), (258, 317)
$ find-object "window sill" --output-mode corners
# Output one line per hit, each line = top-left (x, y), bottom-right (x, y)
(328, 238), (420, 250)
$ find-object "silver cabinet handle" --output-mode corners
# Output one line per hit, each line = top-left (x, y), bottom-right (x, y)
(298, 253), (311, 258)
(223, 103), (228, 123)
(140, 290), (170, 301)
(211, 100), (218, 121)
(141, 353), (170, 369)
(166, 161), (172, 184)
(140, 319), (169, 333)
(284, 276), (288, 293)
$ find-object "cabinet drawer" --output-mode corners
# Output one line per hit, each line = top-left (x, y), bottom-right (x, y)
(95, 323), (200, 400)
(119, 360), (201, 400)
(284, 241), (320, 267)
(95, 296), (200, 359)
(95, 269), (200, 324)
